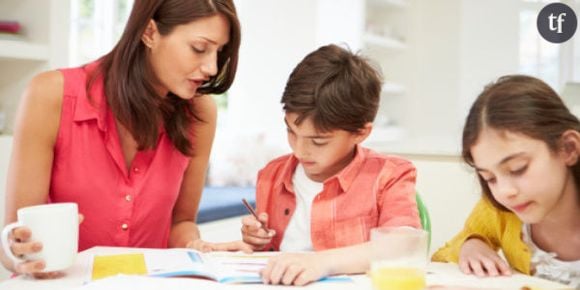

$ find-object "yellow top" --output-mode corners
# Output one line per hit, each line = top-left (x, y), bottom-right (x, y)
(431, 197), (532, 274)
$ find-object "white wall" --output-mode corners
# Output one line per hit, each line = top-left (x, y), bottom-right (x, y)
(208, 0), (320, 186)
(404, 0), (463, 141)
(316, 0), (364, 50)
(402, 0), (522, 145)
(409, 155), (481, 253)
(458, 0), (520, 122)
(226, 0), (365, 141)
(227, 0), (318, 137)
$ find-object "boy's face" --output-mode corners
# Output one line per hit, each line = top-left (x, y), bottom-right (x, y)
(285, 113), (370, 182)
(471, 128), (576, 224)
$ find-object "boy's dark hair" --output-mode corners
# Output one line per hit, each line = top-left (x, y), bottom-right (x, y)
(281, 44), (382, 133)
(462, 74), (580, 210)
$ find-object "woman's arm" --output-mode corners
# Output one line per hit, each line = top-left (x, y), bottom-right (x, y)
(168, 94), (217, 248)
(1, 71), (63, 273)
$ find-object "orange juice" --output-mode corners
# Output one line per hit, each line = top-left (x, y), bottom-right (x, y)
(370, 267), (426, 290)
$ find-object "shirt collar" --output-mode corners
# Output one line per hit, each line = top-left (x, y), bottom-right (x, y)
(72, 61), (108, 132)
(333, 144), (366, 193)
(274, 154), (299, 194)
(274, 144), (367, 194)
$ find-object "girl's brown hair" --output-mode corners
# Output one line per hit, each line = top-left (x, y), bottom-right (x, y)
(462, 75), (580, 210)
(92, 0), (240, 156)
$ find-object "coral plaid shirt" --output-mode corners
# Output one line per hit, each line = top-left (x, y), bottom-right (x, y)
(50, 61), (190, 251)
(255, 145), (421, 251)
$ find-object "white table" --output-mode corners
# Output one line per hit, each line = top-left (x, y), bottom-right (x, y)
(0, 247), (568, 290)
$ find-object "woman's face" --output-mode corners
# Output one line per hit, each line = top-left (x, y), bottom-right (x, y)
(144, 14), (230, 99)
(470, 128), (575, 224)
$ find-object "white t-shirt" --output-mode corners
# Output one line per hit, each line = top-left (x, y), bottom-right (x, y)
(279, 164), (323, 252)
(522, 224), (580, 289)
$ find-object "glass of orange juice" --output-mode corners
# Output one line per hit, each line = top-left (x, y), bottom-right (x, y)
(369, 227), (429, 290)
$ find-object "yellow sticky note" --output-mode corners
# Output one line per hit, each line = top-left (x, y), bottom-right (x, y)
(92, 253), (148, 280)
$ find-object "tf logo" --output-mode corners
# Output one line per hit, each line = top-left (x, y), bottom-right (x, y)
(537, 2), (577, 43)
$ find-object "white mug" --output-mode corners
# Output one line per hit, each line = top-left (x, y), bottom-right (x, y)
(1, 203), (79, 272)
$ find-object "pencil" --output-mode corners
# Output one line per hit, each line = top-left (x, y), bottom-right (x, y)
(241, 198), (271, 232)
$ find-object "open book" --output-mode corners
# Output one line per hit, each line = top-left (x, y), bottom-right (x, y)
(89, 248), (270, 284)
(88, 248), (351, 284)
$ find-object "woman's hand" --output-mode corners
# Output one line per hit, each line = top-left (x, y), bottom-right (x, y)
(458, 238), (511, 277)
(186, 239), (253, 253)
(240, 213), (275, 251)
(6, 226), (46, 276)
(3, 214), (84, 279)
(261, 253), (331, 286)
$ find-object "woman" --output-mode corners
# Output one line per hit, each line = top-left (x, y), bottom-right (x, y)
(1, 0), (247, 277)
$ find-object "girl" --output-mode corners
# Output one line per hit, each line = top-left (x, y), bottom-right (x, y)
(432, 75), (580, 288)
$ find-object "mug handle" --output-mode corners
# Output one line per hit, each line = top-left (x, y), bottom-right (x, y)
(1, 222), (27, 264)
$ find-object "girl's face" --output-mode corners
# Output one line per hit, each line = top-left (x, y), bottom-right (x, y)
(143, 14), (230, 99)
(471, 128), (576, 224)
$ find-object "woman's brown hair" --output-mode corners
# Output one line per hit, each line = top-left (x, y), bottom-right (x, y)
(92, 0), (240, 156)
(462, 75), (580, 210)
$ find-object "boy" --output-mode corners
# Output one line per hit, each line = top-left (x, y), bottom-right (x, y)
(241, 44), (421, 285)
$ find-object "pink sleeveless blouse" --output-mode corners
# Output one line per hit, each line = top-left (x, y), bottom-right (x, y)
(51, 61), (191, 251)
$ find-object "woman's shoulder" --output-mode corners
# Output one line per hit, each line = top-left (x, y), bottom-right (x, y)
(24, 70), (65, 110)
(14, 70), (65, 146)
(191, 94), (217, 123)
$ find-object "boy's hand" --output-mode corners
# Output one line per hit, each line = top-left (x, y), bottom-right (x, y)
(459, 238), (511, 277)
(241, 213), (275, 250)
(261, 253), (330, 286)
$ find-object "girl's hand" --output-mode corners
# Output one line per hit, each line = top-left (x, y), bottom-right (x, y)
(459, 238), (511, 277)
(240, 213), (275, 250)
(4, 213), (84, 279)
(261, 253), (330, 286)
(186, 239), (253, 253)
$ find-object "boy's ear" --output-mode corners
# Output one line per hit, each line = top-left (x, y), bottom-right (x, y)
(354, 122), (373, 144)
(559, 129), (580, 166)
(141, 19), (158, 48)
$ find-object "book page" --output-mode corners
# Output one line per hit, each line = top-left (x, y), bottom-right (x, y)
(88, 249), (351, 284)
(90, 249), (217, 281)
(206, 252), (353, 284)
(427, 263), (568, 289)
(206, 252), (276, 283)
(145, 249), (216, 279)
